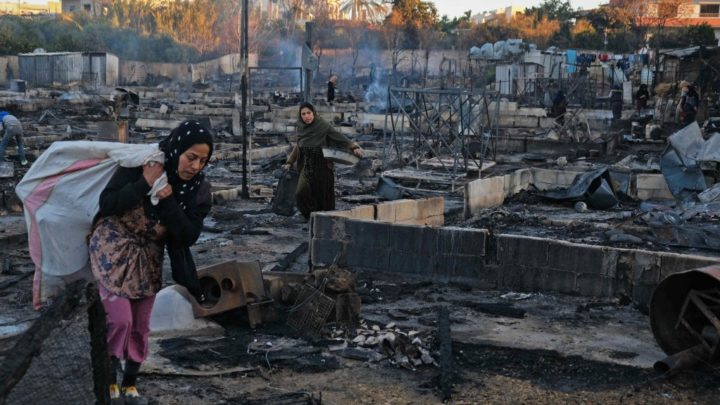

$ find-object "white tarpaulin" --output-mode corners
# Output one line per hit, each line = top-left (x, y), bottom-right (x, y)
(15, 141), (162, 308)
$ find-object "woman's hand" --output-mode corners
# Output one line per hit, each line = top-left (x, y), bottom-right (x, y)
(156, 184), (173, 200)
(143, 162), (164, 186)
(352, 147), (364, 158)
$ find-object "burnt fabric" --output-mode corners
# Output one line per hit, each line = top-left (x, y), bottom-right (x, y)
(296, 147), (335, 218)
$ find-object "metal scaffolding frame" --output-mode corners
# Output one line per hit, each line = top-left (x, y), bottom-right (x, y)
(382, 86), (501, 187)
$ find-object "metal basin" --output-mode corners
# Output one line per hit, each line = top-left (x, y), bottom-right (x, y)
(322, 147), (359, 165)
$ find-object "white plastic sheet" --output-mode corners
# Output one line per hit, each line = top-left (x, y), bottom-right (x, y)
(15, 141), (162, 307)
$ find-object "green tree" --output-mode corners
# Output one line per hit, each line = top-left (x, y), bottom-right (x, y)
(526, 0), (574, 21)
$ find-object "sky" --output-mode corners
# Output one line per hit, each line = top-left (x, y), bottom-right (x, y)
(431, 0), (604, 19)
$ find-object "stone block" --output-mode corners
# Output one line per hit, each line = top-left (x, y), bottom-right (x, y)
(311, 213), (346, 240)
(416, 197), (445, 219)
(394, 200), (419, 222)
(576, 273), (614, 297)
(311, 238), (345, 267)
(375, 199), (417, 223)
(345, 219), (392, 249)
(634, 174), (673, 200)
(545, 270), (577, 294)
(497, 234), (549, 268)
(438, 227), (486, 256)
(345, 245), (390, 271)
(548, 241), (618, 276)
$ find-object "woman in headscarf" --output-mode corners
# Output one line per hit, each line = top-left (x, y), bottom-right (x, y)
(88, 120), (213, 403)
(284, 102), (363, 219)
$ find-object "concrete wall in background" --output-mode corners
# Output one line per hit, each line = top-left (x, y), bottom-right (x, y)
(311, 197), (720, 310)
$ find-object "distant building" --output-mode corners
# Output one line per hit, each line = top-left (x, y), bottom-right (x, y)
(471, 5), (525, 24)
(61, 0), (101, 15)
(613, 0), (720, 45)
(0, 1), (61, 15)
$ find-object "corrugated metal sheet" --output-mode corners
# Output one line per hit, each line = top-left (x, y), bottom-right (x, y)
(19, 52), (83, 86)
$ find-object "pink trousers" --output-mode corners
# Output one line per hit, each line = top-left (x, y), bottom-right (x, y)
(99, 285), (156, 363)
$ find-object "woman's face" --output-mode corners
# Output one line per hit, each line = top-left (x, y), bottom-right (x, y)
(300, 107), (315, 125)
(178, 143), (210, 181)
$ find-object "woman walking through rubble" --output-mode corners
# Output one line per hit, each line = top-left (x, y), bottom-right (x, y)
(88, 120), (213, 403)
(284, 102), (363, 219)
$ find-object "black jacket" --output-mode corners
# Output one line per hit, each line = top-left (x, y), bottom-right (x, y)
(97, 166), (211, 298)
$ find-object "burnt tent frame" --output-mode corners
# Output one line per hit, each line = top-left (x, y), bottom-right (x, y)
(382, 86), (500, 189)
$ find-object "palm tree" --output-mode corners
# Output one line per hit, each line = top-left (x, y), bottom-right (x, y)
(340, 0), (388, 22)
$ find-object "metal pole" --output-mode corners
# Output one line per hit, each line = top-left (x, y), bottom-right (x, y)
(240, 0), (250, 198)
(304, 22), (313, 102)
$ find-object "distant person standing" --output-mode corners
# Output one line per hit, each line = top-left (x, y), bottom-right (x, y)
(327, 75), (338, 104)
(549, 90), (567, 126)
(0, 111), (27, 166)
(636, 84), (649, 111)
(680, 83), (699, 126)
(610, 85), (623, 120)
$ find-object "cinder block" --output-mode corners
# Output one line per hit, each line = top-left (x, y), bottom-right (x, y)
(389, 224), (438, 253)
(577, 273), (614, 297)
(349, 205), (375, 220)
(310, 238), (345, 267)
(498, 266), (545, 292)
(375, 200), (404, 222)
(346, 245), (390, 271)
(631, 282), (655, 313)
(394, 200), (419, 222)
(548, 241), (618, 276)
(504, 169), (533, 195)
(451, 254), (487, 279)
(345, 219), (392, 249)
(631, 251), (662, 284)
(438, 227), (486, 256)
(497, 234), (549, 268)
(424, 215), (445, 227)
(416, 197), (444, 219)
(388, 251), (434, 274)
(465, 176), (506, 212)
(311, 213), (346, 240)
(545, 270), (577, 294)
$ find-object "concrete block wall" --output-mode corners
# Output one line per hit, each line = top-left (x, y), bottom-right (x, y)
(465, 168), (676, 217)
(310, 198), (720, 309)
(464, 168), (581, 217)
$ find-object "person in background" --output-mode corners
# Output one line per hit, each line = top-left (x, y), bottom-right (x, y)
(88, 121), (213, 403)
(327, 75), (338, 104)
(610, 85), (623, 120)
(283, 102), (363, 219)
(680, 83), (699, 126)
(636, 84), (650, 111)
(549, 90), (567, 126)
(0, 110), (27, 165)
